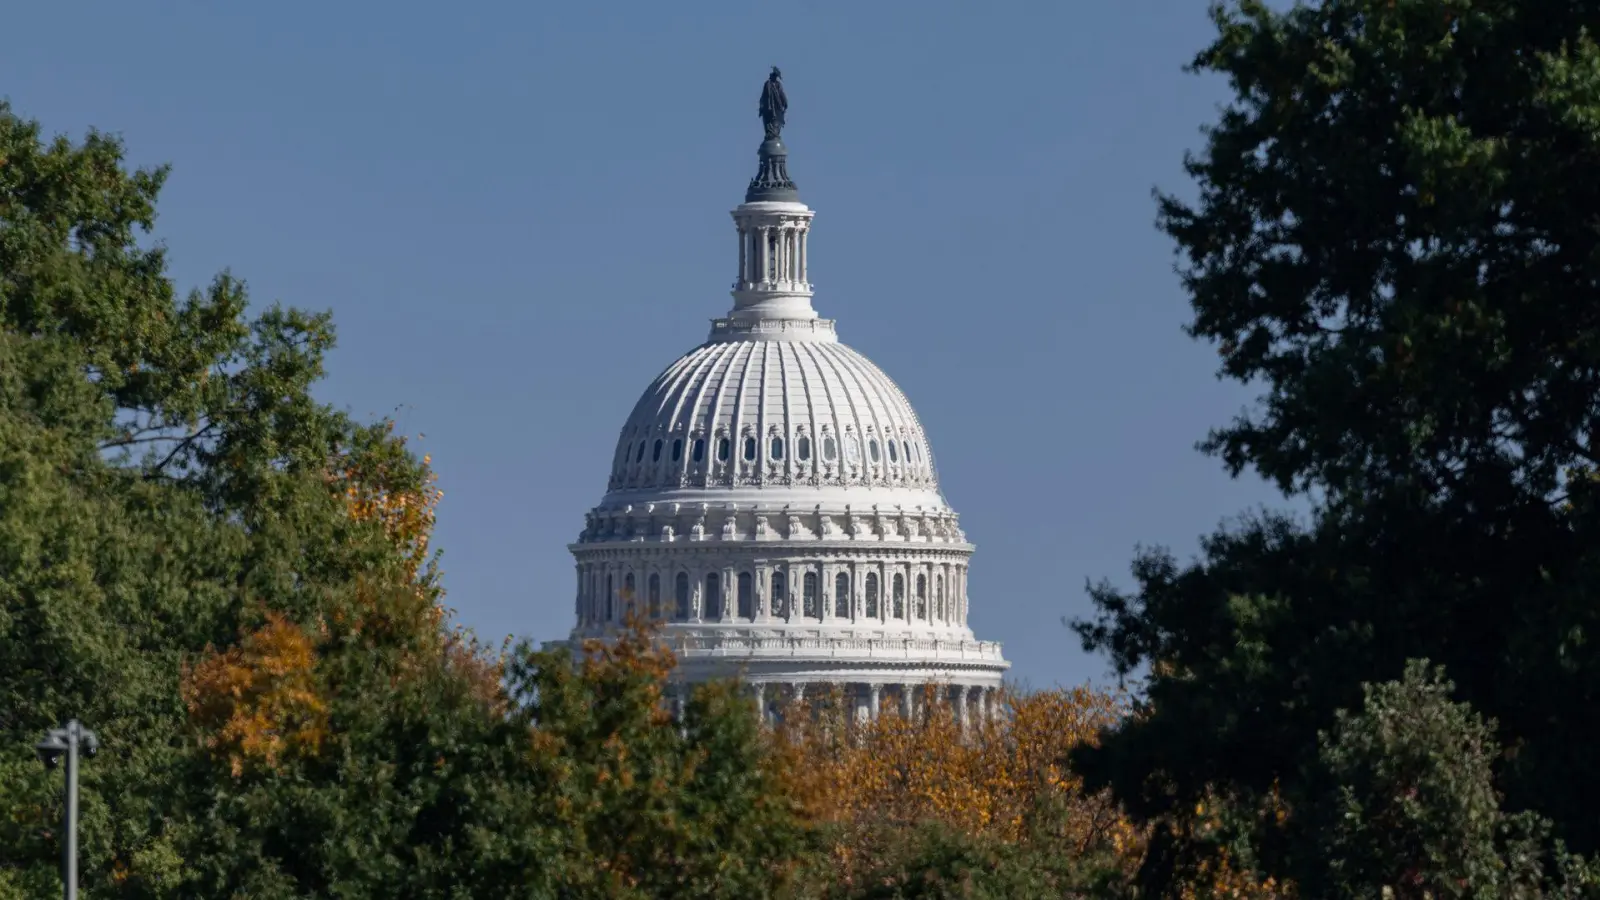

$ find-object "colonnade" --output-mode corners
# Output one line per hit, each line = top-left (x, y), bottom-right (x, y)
(663, 681), (1001, 728)
(736, 218), (809, 288)
(575, 557), (969, 629)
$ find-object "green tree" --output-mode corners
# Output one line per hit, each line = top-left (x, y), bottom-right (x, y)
(1070, 0), (1600, 891)
(1292, 660), (1593, 898)
(0, 101), (812, 898)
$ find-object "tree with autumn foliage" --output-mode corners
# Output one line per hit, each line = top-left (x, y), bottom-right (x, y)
(1070, 0), (1600, 895)
(769, 685), (1145, 898)
(0, 101), (813, 899)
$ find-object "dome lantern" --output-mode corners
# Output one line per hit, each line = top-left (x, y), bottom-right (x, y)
(726, 68), (820, 329)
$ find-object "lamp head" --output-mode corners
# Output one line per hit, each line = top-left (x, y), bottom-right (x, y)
(35, 732), (67, 770)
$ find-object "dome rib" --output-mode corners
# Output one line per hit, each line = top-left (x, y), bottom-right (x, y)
(606, 337), (944, 495)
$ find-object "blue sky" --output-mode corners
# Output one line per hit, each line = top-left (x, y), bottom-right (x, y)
(3, 1), (1286, 688)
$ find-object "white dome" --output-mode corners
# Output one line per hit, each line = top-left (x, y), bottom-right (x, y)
(562, 96), (1007, 713)
(606, 328), (942, 498)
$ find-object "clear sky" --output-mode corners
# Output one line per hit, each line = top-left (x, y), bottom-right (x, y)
(3, 1), (1286, 689)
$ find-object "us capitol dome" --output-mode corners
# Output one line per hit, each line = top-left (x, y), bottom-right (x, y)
(566, 69), (1007, 722)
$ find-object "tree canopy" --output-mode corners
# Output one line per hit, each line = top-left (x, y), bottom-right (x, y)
(0, 101), (811, 899)
(1072, 0), (1600, 892)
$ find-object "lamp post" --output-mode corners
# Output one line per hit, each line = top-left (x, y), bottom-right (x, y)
(36, 720), (98, 900)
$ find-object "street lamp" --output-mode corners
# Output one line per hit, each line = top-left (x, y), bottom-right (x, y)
(36, 720), (98, 900)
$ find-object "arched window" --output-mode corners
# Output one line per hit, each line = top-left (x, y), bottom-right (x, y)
(635, 441), (647, 463)
(606, 574), (614, 621)
(672, 439), (683, 461)
(892, 573), (905, 618)
(936, 575), (945, 621)
(705, 573), (722, 619)
(623, 573), (636, 614)
(771, 437), (784, 460)
(823, 436), (837, 460)
(675, 572), (690, 620)
(718, 438), (731, 462)
(647, 573), (661, 617)
(834, 572), (851, 618)
(797, 436), (812, 461)
(865, 572), (880, 618)
(803, 572), (819, 617)
(693, 439), (706, 463)
(743, 437), (757, 461)
(737, 572), (754, 619)
(869, 440), (881, 463)
(887, 441), (898, 462)
(652, 439), (663, 462)
(916, 574), (928, 619)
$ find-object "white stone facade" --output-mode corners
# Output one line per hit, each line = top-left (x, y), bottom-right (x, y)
(565, 136), (1008, 715)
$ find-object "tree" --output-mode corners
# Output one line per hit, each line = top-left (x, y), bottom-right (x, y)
(1071, 0), (1600, 890)
(774, 686), (1144, 898)
(1289, 660), (1594, 899)
(0, 102), (813, 898)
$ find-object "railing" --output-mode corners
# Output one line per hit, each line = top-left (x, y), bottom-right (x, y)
(666, 633), (1006, 662)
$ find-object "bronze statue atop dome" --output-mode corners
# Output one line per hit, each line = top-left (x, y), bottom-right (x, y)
(759, 66), (787, 140)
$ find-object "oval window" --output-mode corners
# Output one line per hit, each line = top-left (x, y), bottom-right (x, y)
(693, 439), (706, 462)
(771, 437), (784, 460)
(887, 441), (898, 462)
(743, 438), (757, 461)
(635, 441), (647, 462)
(718, 438), (730, 461)
(869, 440), (881, 462)
(845, 436), (860, 462)
(797, 436), (812, 461)
(904, 441), (913, 463)
(672, 439), (683, 461)
(823, 437), (836, 460)
(652, 439), (663, 462)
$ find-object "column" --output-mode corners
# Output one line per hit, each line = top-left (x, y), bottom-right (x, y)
(899, 684), (913, 720)
(849, 562), (861, 622)
(798, 228), (807, 283)
(750, 683), (766, 724)
(738, 227), (748, 285)
(755, 565), (769, 621)
(868, 683), (882, 719)
(954, 686), (968, 731)
(758, 227), (770, 283)
(721, 566), (735, 622)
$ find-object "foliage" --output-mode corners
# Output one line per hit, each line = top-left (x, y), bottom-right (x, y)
(0, 100), (811, 899)
(511, 618), (815, 899)
(1071, 0), (1600, 891)
(1287, 660), (1596, 898)
(773, 685), (1144, 898)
